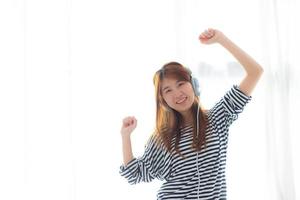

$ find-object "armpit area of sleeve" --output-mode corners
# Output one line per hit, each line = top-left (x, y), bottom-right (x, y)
(222, 85), (252, 117)
(232, 85), (252, 102)
(119, 158), (137, 177)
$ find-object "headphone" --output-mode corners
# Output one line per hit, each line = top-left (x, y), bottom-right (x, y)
(185, 67), (201, 199)
(184, 67), (201, 97)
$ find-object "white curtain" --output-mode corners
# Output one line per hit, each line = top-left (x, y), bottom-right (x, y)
(259, 0), (300, 199)
(0, 0), (299, 200)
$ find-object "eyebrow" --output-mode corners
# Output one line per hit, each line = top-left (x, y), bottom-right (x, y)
(162, 80), (183, 92)
(162, 86), (170, 92)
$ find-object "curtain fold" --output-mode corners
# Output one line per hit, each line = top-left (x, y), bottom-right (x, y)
(259, 0), (299, 199)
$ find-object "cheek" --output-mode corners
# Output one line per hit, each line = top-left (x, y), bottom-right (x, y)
(162, 95), (174, 107)
(184, 86), (195, 102)
(186, 85), (195, 95)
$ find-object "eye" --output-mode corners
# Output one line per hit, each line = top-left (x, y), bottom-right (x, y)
(178, 81), (185, 86)
(165, 89), (171, 94)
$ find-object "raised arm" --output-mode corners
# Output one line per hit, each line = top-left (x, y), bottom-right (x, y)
(119, 116), (171, 184)
(199, 28), (264, 96)
(120, 116), (136, 166)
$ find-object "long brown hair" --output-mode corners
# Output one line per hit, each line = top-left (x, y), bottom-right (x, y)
(153, 62), (208, 156)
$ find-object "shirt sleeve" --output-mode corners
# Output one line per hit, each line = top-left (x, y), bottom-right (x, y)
(222, 85), (252, 125)
(119, 134), (171, 185)
(210, 85), (252, 130)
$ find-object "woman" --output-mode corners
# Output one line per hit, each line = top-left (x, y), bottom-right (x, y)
(119, 28), (263, 199)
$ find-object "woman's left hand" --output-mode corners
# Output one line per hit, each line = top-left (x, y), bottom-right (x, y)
(198, 28), (225, 45)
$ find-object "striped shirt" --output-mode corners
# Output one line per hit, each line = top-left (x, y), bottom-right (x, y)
(119, 85), (252, 199)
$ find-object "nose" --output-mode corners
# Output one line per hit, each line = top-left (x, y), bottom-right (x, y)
(174, 89), (184, 99)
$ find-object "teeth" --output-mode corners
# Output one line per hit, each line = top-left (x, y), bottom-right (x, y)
(177, 97), (186, 104)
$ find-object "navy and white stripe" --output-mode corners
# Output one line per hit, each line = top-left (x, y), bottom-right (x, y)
(119, 85), (252, 199)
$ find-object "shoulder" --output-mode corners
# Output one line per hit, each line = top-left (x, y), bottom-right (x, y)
(145, 133), (164, 150)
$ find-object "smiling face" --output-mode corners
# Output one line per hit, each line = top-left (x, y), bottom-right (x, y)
(161, 77), (195, 117)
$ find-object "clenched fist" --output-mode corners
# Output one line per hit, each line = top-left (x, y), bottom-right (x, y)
(199, 28), (225, 45)
(120, 116), (137, 137)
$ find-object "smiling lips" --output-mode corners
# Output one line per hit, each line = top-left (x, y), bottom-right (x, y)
(176, 97), (187, 104)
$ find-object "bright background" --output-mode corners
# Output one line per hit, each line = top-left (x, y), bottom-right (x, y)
(0, 0), (299, 199)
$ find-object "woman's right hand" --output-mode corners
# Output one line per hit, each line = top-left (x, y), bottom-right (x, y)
(120, 116), (137, 137)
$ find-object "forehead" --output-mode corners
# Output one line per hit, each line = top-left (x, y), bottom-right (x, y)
(161, 77), (184, 89)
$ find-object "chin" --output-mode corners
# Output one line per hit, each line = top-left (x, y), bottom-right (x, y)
(175, 105), (193, 113)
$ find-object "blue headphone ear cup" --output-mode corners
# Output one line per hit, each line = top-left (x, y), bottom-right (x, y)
(191, 77), (200, 96)
(184, 67), (200, 96)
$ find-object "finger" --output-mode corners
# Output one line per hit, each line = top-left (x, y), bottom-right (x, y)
(125, 118), (131, 125)
(205, 28), (214, 35)
(200, 33), (208, 39)
(123, 117), (130, 124)
(202, 30), (211, 38)
(134, 117), (137, 125)
(129, 116), (135, 124)
(208, 29), (216, 37)
(208, 28), (214, 33)
(204, 30), (213, 37)
(131, 117), (136, 125)
(123, 117), (132, 126)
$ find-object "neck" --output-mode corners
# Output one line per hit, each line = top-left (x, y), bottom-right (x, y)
(181, 110), (193, 126)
